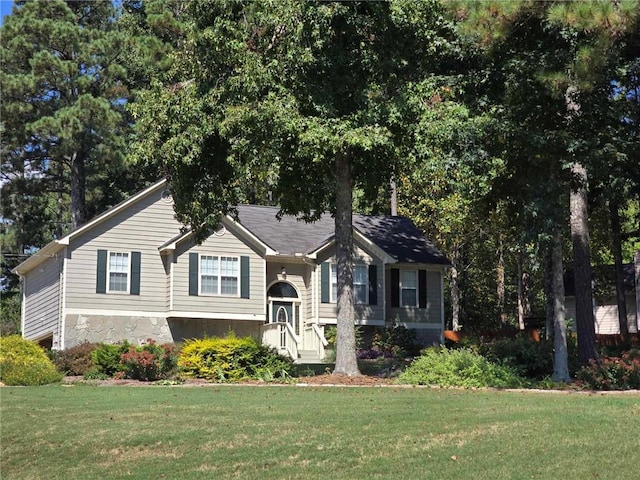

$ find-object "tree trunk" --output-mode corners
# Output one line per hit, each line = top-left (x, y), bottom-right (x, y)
(517, 251), (531, 330)
(544, 247), (554, 340)
(70, 152), (86, 229)
(390, 176), (398, 216)
(551, 230), (571, 382)
(451, 246), (461, 331)
(496, 235), (506, 327)
(333, 153), (360, 376)
(569, 161), (598, 366)
(609, 199), (629, 339)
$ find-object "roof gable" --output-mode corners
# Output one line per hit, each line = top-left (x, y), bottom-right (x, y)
(14, 180), (168, 275)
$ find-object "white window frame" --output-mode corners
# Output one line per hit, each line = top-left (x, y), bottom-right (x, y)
(330, 263), (368, 304)
(199, 254), (239, 297)
(400, 269), (418, 307)
(107, 251), (130, 294)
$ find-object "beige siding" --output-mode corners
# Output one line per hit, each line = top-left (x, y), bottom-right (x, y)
(317, 245), (385, 324)
(387, 266), (443, 325)
(594, 295), (638, 334)
(23, 255), (62, 341)
(566, 295), (638, 334)
(65, 189), (182, 313)
(171, 225), (265, 316)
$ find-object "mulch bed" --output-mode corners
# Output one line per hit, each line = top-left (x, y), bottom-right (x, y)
(62, 374), (396, 387)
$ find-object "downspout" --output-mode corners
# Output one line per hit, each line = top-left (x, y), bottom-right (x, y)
(57, 251), (66, 350)
(20, 275), (26, 338)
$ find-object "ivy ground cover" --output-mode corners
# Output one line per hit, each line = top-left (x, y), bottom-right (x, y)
(2, 385), (638, 480)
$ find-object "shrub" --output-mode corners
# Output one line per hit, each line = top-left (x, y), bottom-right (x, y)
(91, 341), (130, 377)
(178, 334), (292, 382)
(576, 350), (640, 390)
(398, 347), (522, 388)
(50, 342), (98, 376)
(0, 335), (63, 386)
(371, 324), (419, 358)
(0, 291), (21, 336)
(120, 340), (178, 381)
(478, 335), (554, 379)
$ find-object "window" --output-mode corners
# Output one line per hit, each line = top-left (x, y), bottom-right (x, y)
(200, 255), (218, 294)
(353, 264), (368, 304)
(199, 255), (238, 296)
(108, 252), (129, 293)
(400, 270), (417, 307)
(330, 263), (368, 304)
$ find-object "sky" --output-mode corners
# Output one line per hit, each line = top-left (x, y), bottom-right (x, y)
(0, 0), (13, 26)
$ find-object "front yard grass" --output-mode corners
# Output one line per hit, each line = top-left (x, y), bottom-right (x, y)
(1, 385), (639, 480)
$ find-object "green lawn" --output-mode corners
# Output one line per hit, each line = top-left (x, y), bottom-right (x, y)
(1, 385), (638, 480)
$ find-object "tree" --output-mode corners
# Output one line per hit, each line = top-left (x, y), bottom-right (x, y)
(1, 0), (134, 240)
(130, 0), (462, 375)
(452, 0), (639, 366)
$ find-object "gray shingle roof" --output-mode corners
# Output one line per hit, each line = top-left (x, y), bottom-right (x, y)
(235, 205), (449, 265)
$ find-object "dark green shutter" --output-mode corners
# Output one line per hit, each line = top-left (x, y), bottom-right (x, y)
(130, 251), (141, 295)
(418, 269), (427, 308)
(368, 264), (377, 305)
(189, 253), (199, 296)
(321, 262), (330, 303)
(240, 256), (250, 299)
(96, 250), (107, 294)
(390, 268), (400, 308)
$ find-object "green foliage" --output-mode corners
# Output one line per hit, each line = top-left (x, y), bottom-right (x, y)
(90, 342), (130, 377)
(477, 335), (554, 379)
(577, 350), (640, 391)
(399, 347), (522, 388)
(0, 290), (21, 336)
(119, 340), (178, 381)
(178, 335), (292, 382)
(0, 335), (63, 386)
(370, 324), (419, 358)
(0, 0), (154, 253)
(50, 342), (98, 376)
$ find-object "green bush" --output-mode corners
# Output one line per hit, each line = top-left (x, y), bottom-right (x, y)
(398, 347), (522, 388)
(91, 341), (130, 377)
(50, 342), (98, 376)
(576, 350), (640, 390)
(0, 291), (21, 336)
(371, 324), (419, 358)
(477, 335), (554, 379)
(178, 334), (292, 382)
(120, 340), (178, 381)
(0, 335), (63, 386)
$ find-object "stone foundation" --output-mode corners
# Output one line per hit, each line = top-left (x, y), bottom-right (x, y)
(64, 314), (173, 348)
(64, 314), (265, 348)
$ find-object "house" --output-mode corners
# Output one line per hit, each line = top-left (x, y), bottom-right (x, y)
(565, 252), (640, 335)
(13, 180), (449, 362)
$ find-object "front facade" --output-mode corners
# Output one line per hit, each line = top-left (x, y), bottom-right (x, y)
(15, 181), (449, 361)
